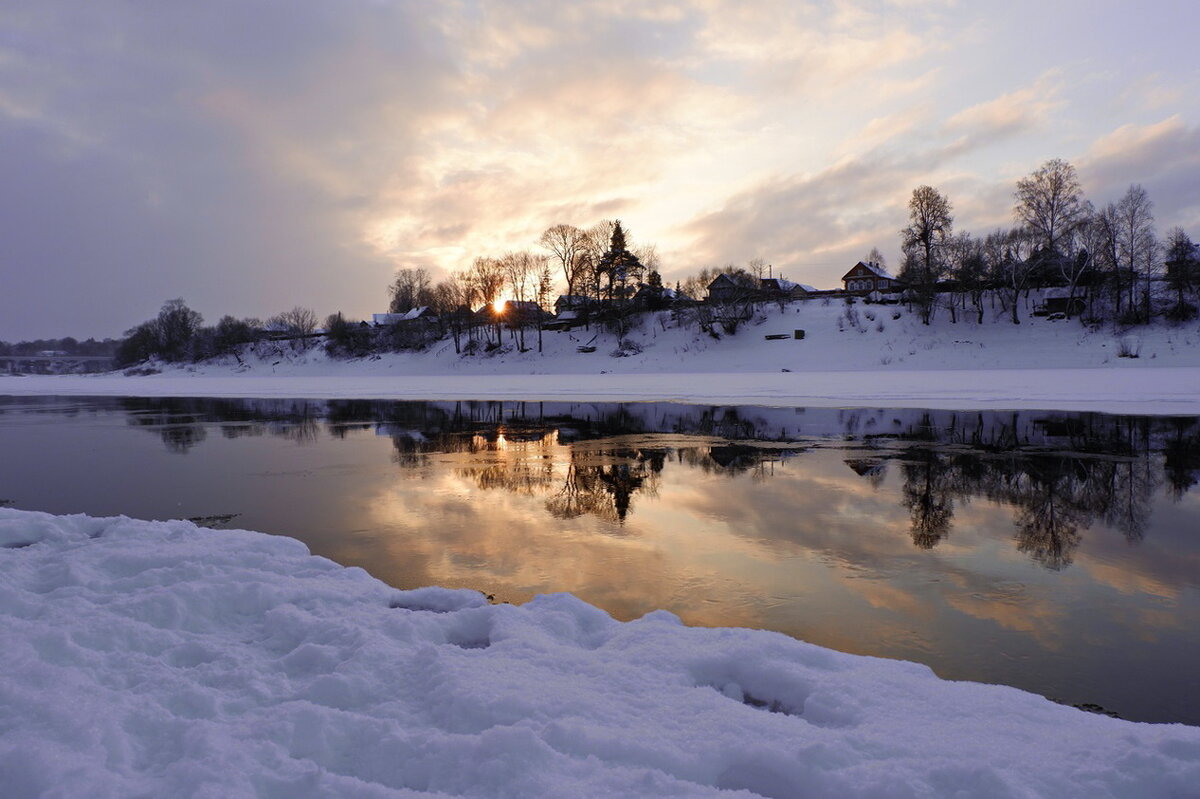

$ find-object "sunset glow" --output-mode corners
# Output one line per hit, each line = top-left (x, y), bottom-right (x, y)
(1, 1), (1198, 340)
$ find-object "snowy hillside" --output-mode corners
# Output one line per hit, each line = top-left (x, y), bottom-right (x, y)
(5, 296), (1200, 413)
(3, 507), (1198, 799)
(169, 296), (1200, 376)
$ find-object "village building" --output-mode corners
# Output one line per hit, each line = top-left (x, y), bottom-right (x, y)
(707, 273), (750, 302)
(841, 261), (898, 294)
(759, 277), (818, 301)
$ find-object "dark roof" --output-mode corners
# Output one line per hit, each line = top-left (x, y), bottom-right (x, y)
(842, 261), (896, 281)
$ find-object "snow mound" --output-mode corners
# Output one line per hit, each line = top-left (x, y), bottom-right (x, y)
(2, 507), (1198, 798)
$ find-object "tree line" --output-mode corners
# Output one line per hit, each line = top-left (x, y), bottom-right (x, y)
(0, 336), (118, 357)
(894, 158), (1200, 326)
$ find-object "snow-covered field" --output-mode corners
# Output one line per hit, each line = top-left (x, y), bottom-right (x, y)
(3, 507), (1198, 799)
(5, 299), (1200, 413)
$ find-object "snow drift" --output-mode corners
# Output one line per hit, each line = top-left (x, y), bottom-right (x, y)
(2, 507), (1197, 798)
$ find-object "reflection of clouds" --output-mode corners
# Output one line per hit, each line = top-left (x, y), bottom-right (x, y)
(944, 589), (1067, 651)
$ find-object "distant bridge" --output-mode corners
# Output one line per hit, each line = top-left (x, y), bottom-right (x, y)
(0, 355), (115, 375)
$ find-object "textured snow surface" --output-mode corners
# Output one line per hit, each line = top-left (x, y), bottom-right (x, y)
(2, 507), (1199, 798)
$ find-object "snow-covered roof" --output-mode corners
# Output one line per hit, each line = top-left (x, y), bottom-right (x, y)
(858, 261), (896, 280)
(372, 313), (406, 325)
(398, 306), (432, 321)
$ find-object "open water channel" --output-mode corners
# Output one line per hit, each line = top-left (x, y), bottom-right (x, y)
(2, 395), (1198, 725)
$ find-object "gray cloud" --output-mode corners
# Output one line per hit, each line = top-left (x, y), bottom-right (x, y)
(2, 1), (1198, 339)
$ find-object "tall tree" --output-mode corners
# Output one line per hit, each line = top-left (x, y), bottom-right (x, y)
(388, 268), (434, 313)
(595, 220), (644, 301)
(1163, 227), (1199, 320)
(1113, 184), (1158, 323)
(900, 185), (953, 324)
(468, 256), (506, 308)
(539, 224), (589, 299)
(1013, 158), (1090, 257)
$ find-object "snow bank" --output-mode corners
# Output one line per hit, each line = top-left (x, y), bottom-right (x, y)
(6, 301), (1200, 413)
(2, 508), (1197, 798)
(5, 367), (1200, 414)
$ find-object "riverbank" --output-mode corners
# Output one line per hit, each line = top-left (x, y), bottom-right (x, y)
(4, 366), (1200, 414)
(7, 300), (1200, 413)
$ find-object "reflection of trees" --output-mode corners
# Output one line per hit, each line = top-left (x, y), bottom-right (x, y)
(1005, 458), (1088, 570)
(900, 450), (956, 549)
(159, 423), (207, 454)
(1163, 418), (1200, 500)
(106, 397), (1194, 567)
(545, 447), (663, 524)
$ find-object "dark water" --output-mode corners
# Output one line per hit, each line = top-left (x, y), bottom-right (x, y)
(2, 395), (1198, 725)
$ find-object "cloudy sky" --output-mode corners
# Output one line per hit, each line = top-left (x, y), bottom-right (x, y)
(2, 0), (1198, 340)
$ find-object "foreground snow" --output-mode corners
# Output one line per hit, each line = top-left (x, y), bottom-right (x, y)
(2, 508), (1197, 798)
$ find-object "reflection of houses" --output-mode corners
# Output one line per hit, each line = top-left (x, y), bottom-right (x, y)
(842, 261), (898, 295)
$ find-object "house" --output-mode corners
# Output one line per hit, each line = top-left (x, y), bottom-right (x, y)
(707, 273), (749, 302)
(372, 307), (436, 326)
(554, 295), (594, 314)
(759, 277), (817, 301)
(1033, 288), (1086, 317)
(494, 300), (549, 326)
(841, 261), (898, 294)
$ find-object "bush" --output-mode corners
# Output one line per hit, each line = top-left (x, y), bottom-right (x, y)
(1165, 302), (1198, 323)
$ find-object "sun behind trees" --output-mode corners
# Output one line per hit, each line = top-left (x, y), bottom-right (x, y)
(108, 153), (1200, 368)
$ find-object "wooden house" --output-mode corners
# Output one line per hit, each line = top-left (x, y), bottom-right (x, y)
(841, 261), (898, 294)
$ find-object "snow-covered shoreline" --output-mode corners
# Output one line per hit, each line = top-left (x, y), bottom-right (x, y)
(5, 366), (1200, 414)
(2, 506), (1198, 798)
(8, 301), (1200, 413)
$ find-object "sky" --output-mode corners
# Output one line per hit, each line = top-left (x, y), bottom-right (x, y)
(2, 0), (1199, 341)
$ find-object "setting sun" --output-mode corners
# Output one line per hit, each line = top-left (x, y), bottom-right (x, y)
(492, 298), (508, 314)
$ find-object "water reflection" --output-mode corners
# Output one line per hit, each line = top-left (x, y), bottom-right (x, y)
(62, 396), (1200, 568)
(2, 395), (1199, 724)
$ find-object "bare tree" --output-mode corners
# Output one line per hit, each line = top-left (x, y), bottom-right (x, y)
(388, 268), (433, 313)
(268, 306), (317, 335)
(864, 247), (888, 269)
(1014, 158), (1090, 257)
(945, 232), (986, 323)
(539, 224), (589, 299)
(900, 185), (953, 324)
(985, 228), (1037, 324)
(1113, 184), (1158, 323)
(468, 256), (507, 308)
(501, 250), (542, 350)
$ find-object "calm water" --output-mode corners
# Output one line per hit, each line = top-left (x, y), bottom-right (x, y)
(2, 395), (1198, 725)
